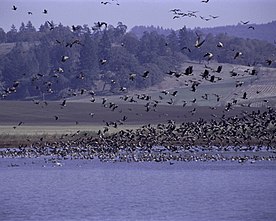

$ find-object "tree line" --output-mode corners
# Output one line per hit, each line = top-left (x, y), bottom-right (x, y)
(0, 21), (275, 100)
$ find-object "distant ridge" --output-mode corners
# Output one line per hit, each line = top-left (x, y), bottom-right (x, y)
(195, 21), (276, 43)
(130, 25), (173, 38)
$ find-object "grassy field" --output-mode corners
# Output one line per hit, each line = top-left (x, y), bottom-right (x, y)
(69, 61), (276, 107)
(0, 98), (267, 147)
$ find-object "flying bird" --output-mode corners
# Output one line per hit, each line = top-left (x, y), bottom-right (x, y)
(101, 1), (111, 5)
(241, 21), (250, 25)
(195, 38), (205, 48)
(99, 59), (107, 65)
(204, 52), (213, 60)
(129, 73), (136, 81)
(12, 5), (17, 10)
(217, 42), (224, 48)
(95, 21), (108, 29)
(72, 25), (80, 32)
(13, 81), (20, 88)
(142, 71), (149, 78)
(234, 52), (242, 59)
(265, 59), (272, 65)
(61, 56), (69, 62)
(181, 46), (191, 52)
(47, 21), (55, 30)
(61, 99), (67, 107)
(171, 91), (178, 96)
(209, 15), (219, 19)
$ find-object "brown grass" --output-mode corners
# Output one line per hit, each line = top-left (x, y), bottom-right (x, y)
(0, 100), (268, 148)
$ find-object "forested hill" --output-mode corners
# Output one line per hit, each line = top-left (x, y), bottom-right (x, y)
(196, 21), (276, 44)
(0, 21), (275, 100)
(130, 25), (173, 39)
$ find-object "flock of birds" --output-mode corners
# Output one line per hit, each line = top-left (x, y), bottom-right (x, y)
(1, 107), (276, 165)
(1, 1), (276, 165)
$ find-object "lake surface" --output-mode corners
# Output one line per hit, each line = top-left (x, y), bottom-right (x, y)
(0, 159), (276, 221)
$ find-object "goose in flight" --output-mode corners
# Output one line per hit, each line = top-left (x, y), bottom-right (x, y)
(217, 41), (223, 48)
(47, 21), (55, 30)
(204, 52), (213, 61)
(61, 99), (67, 107)
(234, 52), (242, 59)
(96, 21), (108, 29)
(101, 1), (111, 5)
(142, 71), (149, 79)
(241, 21), (250, 24)
(61, 56), (69, 62)
(209, 15), (219, 19)
(129, 73), (136, 81)
(265, 59), (272, 65)
(195, 34), (205, 48)
(99, 59), (107, 65)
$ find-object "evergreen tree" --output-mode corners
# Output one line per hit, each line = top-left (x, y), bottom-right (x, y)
(78, 33), (99, 88)
(166, 30), (179, 54)
(98, 30), (112, 61)
(0, 28), (6, 43)
(122, 32), (139, 54)
(6, 24), (18, 42)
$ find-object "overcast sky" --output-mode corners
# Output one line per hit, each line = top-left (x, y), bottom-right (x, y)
(1, 0), (276, 32)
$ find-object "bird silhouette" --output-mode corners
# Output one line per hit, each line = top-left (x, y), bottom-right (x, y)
(101, 1), (111, 5)
(204, 52), (213, 61)
(242, 92), (247, 99)
(217, 42), (224, 48)
(234, 52), (242, 59)
(241, 21), (250, 24)
(142, 71), (150, 79)
(61, 56), (69, 62)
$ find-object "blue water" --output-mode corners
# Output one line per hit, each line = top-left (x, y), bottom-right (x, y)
(0, 159), (276, 221)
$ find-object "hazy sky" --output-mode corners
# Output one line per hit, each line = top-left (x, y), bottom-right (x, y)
(1, 0), (276, 32)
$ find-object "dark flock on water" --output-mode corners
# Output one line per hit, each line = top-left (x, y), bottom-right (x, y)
(1, 0), (276, 166)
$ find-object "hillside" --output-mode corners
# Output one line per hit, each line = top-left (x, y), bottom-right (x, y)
(196, 21), (276, 43)
(69, 60), (276, 108)
(0, 21), (275, 102)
